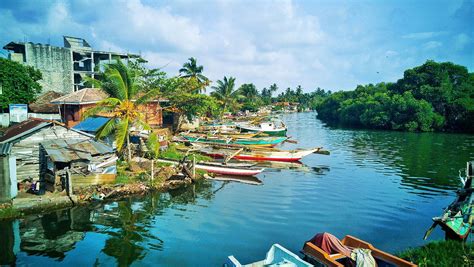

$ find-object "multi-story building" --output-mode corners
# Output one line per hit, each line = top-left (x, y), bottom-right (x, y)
(3, 36), (140, 94)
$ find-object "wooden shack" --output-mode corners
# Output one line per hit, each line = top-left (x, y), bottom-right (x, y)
(50, 88), (165, 128)
(39, 139), (116, 192)
(0, 118), (93, 201)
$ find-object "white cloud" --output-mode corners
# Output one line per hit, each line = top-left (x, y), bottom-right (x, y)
(423, 41), (442, 49)
(402, 31), (447, 40)
(454, 33), (471, 50)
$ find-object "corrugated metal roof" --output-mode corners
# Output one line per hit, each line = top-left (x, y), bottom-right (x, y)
(0, 119), (52, 143)
(72, 117), (110, 133)
(41, 139), (113, 163)
(0, 143), (12, 156)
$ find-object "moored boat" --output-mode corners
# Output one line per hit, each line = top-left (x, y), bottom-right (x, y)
(424, 161), (474, 240)
(225, 243), (312, 267)
(236, 121), (287, 136)
(156, 158), (265, 176)
(302, 233), (416, 267)
(200, 146), (325, 162)
(181, 134), (287, 147)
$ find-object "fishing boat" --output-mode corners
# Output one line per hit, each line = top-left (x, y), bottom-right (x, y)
(424, 161), (474, 240)
(225, 243), (312, 267)
(199, 146), (326, 162)
(156, 158), (264, 176)
(181, 134), (287, 147)
(236, 121), (287, 136)
(302, 233), (416, 267)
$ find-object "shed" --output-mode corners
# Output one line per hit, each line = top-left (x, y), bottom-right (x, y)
(0, 118), (93, 202)
(40, 139), (116, 192)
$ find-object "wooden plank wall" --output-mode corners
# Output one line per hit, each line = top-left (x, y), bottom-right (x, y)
(11, 126), (91, 181)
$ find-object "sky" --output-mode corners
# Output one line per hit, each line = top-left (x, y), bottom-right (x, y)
(0, 0), (473, 93)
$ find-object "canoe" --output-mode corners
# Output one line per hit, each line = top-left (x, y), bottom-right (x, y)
(200, 147), (323, 162)
(156, 158), (265, 176)
(302, 234), (416, 267)
(181, 135), (287, 147)
(225, 243), (312, 267)
(236, 121), (287, 137)
(206, 175), (263, 185)
(424, 161), (474, 240)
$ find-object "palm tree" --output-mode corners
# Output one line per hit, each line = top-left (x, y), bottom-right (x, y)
(211, 76), (241, 118)
(179, 57), (209, 93)
(85, 59), (152, 162)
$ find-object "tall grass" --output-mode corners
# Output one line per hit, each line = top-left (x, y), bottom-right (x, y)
(398, 240), (474, 267)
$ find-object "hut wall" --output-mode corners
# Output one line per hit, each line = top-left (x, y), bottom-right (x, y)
(0, 156), (17, 202)
(10, 126), (91, 181)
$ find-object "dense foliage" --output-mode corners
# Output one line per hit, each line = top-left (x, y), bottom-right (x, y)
(316, 61), (474, 133)
(0, 58), (42, 110)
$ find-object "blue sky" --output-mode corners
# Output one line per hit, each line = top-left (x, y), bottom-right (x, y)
(0, 0), (472, 92)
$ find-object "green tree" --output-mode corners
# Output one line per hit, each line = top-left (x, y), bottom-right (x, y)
(179, 57), (210, 93)
(85, 59), (152, 162)
(211, 76), (242, 117)
(238, 83), (263, 112)
(0, 58), (42, 110)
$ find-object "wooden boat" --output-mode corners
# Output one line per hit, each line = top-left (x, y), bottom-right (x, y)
(181, 134), (287, 147)
(206, 175), (263, 185)
(156, 158), (264, 176)
(236, 121), (287, 136)
(225, 243), (312, 267)
(302, 234), (416, 267)
(199, 146), (326, 162)
(424, 161), (474, 240)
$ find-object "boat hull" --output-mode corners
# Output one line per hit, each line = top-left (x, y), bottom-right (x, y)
(203, 148), (318, 162)
(156, 159), (264, 176)
(183, 135), (287, 147)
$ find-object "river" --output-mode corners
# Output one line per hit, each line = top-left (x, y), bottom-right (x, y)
(1, 112), (473, 266)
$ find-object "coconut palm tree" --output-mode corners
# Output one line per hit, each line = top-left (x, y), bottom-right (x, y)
(85, 59), (152, 162)
(211, 76), (242, 118)
(179, 57), (209, 93)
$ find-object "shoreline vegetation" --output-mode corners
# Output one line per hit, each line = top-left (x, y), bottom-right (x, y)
(397, 240), (474, 266)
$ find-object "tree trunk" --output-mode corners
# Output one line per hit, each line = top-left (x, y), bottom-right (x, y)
(127, 133), (132, 163)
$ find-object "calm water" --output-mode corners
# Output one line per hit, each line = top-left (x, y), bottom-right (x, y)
(1, 112), (473, 266)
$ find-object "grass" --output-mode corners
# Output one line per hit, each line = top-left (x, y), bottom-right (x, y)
(0, 206), (20, 219)
(398, 240), (474, 266)
(160, 144), (212, 162)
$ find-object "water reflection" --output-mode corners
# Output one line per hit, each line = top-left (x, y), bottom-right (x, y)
(1, 179), (216, 266)
(344, 130), (474, 193)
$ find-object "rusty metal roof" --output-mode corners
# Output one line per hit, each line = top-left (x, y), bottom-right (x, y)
(0, 118), (52, 143)
(41, 139), (113, 163)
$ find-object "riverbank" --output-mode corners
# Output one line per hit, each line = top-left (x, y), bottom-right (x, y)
(398, 240), (474, 266)
(0, 159), (203, 220)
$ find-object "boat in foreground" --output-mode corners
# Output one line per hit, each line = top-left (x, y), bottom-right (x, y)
(424, 161), (474, 240)
(156, 158), (264, 176)
(301, 233), (416, 267)
(225, 243), (312, 267)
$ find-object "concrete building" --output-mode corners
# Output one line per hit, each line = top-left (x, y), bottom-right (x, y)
(3, 36), (140, 94)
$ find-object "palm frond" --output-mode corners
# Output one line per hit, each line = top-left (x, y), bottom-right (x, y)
(115, 118), (129, 152)
(95, 118), (117, 140)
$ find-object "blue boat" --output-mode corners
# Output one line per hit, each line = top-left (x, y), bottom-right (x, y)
(224, 244), (312, 267)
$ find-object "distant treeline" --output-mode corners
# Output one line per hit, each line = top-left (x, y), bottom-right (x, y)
(316, 61), (474, 133)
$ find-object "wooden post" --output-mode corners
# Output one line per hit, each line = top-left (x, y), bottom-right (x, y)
(192, 155), (196, 179)
(151, 159), (154, 182)
(65, 167), (73, 196)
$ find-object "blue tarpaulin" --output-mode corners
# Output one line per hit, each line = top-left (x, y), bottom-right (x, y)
(73, 117), (110, 133)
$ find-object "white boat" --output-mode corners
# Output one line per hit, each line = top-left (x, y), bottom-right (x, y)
(156, 158), (265, 176)
(225, 243), (312, 267)
(236, 121), (287, 136)
(199, 146), (326, 162)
